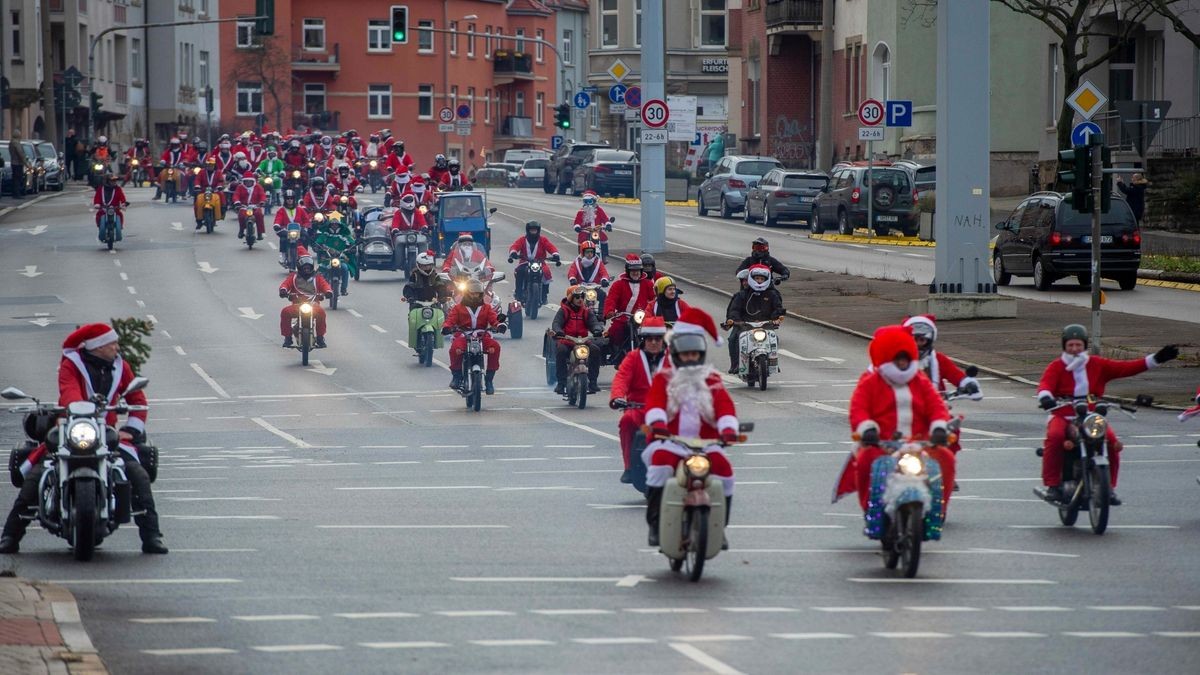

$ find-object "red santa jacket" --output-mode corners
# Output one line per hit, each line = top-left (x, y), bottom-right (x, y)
(849, 369), (950, 441)
(508, 236), (559, 262)
(302, 189), (336, 213)
(439, 173), (471, 190)
(211, 151), (235, 174)
(568, 258), (610, 285)
(1037, 353), (1156, 419)
(611, 349), (670, 404)
(160, 148), (187, 166)
(428, 166), (450, 184)
(193, 169), (225, 192)
(390, 208), (427, 231)
(574, 206), (612, 241)
(273, 206), (312, 229)
(443, 303), (501, 332)
(644, 368), (738, 439)
(442, 244), (493, 274)
(279, 272), (332, 301)
(233, 184), (267, 206)
(331, 176), (361, 194)
(604, 274), (654, 319)
(181, 145), (200, 164)
(385, 152), (415, 172)
(93, 186), (128, 210)
(921, 350), (968, 392)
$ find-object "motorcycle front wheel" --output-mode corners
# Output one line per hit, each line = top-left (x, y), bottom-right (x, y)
(205, 212), (215, 234)
(105, 224), (115, 251)
(299, 324), (312, 366)
(71, 480), (99, 562)
(1088, 464), (1111, 535)
(684, 507), (709, 582)
(575, 372), (588, 410)
(899, 503), (923, 578)
(329, 278), (340, 310)
(470, 371), (482, 412)
(756, 354), (769, 390)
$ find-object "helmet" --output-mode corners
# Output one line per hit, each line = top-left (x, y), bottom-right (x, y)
(104, 173), (118, 185)
(310, 176), (326, 190)
(640, 253), (656, 272)
(579, 240), (598, 256)
(746, 264), (772, 292)
(380, 128), (392, 137)
(751, 237), (770, 257)
(169, 137), (181, 146)
(456, 233), (474, 245)
(399, 193), (417, 210)
(623, 254), (644, 274)
(448, 158), (461, 172)
(654, 276), (676, 296)
(204, 155), (217, 166)
(1062, 323), (1088, 348)
(334, 144), (347, 156)
(416, 252), (435, 270)
(98, 135), (108, 144)
(902, 315), (937, 357)
(289, 139), (301, 149)
(369, 133), (380, 142)
(525, 220), (542, 236)
(566, 285), (585, 302)
(338, 164), (351, 175)
(23, 410), (56, 442)
(582, 193), (597, 207)
(669, 332), (708, 367)
(283, 189), (297, 204)
(346, 129), (358, 138)
(320, 135), (332, 146)
(435, 153), (447, 168)
(395, 139), (405, 151)
(298, 252), (315, 274)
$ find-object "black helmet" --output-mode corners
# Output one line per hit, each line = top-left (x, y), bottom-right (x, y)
(525, 220), (542, 236)
(338, 164), (350, 175)
(395, 140), (405, 152)
(1061, 324), (1088, 348)
(751, 237), (769, 257)
(283, 189), (297, 204)
(640, 253), (656, 272)
(310, 176), (326, 190)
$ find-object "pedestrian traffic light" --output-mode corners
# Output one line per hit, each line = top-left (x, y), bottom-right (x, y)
(555, 103), (571, 129)
(1057, 145), (1091, 213)
(391, 5), (409, 44)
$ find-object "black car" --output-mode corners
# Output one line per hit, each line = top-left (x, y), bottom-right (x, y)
(992, 191), (1141, 291)
(812, 164), (920, 236)
(571, 149), (638, 197)
(543, 141), (608, 195)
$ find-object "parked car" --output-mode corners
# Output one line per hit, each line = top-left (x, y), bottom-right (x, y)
(571, 149), (639, 197)
(503, 148), (550, 165)
(894, 159), (936, 200)
(992, 191), (1140, 291)
(517, 157), (548, 188)
(473, 167), (510, 188)
(696, 155), (782, 218)
(812, 164), (920, 236)
(544, 141), (608, 195)
(485, 162), (521, 187)
(743, 169), (828, 227)
(35, 142), (64, 191)
(0, 141), (36, 196)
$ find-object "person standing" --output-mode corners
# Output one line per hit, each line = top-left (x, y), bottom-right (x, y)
(1116, 173), (1149, 224)
(63, 129), (78, 183)
(9, 130), (29, 199)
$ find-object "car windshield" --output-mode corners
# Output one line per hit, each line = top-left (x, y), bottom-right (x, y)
(594, 150), (636, 162)
(1059, 200), (1137, 234)
(734, 161), (780, 176)
(38, 144), (57, 159)
(863, 169), (911, 190)
(363, 221), (391, 239)
(783, 175), (828, 189)
(523, 159), (548, 169)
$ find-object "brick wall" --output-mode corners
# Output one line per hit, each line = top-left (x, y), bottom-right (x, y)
(1145, 156), (1200, 233)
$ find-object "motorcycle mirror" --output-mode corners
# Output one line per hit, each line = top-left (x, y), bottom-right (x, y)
(1134, 394), (1154, 407)
(0, 387), (29, 400)
(491, 272), (507, 283)
(738, 422), (755, 433)
(124, 377), (150, 395)
(964, 365), (979, 378)
(488, 207), (498, 215)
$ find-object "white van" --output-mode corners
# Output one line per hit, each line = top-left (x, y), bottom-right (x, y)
(503, 148), (550, 165)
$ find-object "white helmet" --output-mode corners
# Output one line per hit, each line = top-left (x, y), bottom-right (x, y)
(98, 135), (108, 144)
(233, 151), (247, 160)
(416, 252), (435, 267)
(746, 264), (772, 292)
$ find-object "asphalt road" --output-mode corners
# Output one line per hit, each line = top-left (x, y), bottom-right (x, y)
(0, 187), (1197, 675)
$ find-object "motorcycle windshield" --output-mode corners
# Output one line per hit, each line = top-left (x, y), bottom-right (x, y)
(362, 221), (392, 241)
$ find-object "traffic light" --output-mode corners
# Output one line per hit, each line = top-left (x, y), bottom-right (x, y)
(1057, 145), (1091, 213)
(555, 103), (571, 129)
(255, 0), (275, 36)
(391, 5), (409, 44)
(1098, 141), (1112, 214)
(89, 91), (104, 117)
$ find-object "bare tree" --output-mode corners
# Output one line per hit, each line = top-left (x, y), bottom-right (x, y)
(900, 0), (939, 28)
(1144, 0), (1200, 48)
(226, 34), (292, 132)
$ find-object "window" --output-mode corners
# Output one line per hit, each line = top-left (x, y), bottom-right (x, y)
(303, 18), (326, 51)
(467, 23), (476, 57)
(450, 21), (458, 56)
(179, 43), (193, 87)
(467, 86), (476, 112)
(699, 0), (726, 47)
(451, 85), (458, 112)
(516, 91), (526, 117)
(418, 20), (434, 53)
(485, 26), (492, 58)
(536, 29), (545, 62)
(198, 50), (209, 89)
(844, 43), (862, 112)
(536, 92), (545, 126)
(418, 84), (433, 118)
(368, 84), (392, 118)
(1046, 44), (1059, 127)
(236, 81), (263, 115)
(1109, 37), (1136, 102)
(515, 28), (526, 54)
(368, 20), (391, 52)
(10, 11), (21, 59)
(484, 88), (492, 123)
(236, 20), (255, 48)
(636, 0), (642, 47)
(562, 30), (573, 65)
(590, 102), (600, 129)
(601, 0), (618, 47)
(200, 0), (209, 15)
(131, 38), (143, 83)
(304, 83), (326, 113)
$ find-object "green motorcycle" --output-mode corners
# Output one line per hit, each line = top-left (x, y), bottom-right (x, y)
(407, 300), (446, 367)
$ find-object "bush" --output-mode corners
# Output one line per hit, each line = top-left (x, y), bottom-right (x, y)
(111, 317), (154, 372)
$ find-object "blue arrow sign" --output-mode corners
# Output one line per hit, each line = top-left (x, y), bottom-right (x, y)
(608, 84), (627, 104)
(885, 100), (913, 127)
(573, 91), (591, 110)
(1071, 121), (1102, 146)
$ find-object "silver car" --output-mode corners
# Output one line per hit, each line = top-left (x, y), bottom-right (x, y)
(696, 155), (782, 219)
(744, 169), (829, 227)
(517, 158), (547, 188)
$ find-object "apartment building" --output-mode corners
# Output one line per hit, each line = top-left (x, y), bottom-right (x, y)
(146, 0), (223, 145)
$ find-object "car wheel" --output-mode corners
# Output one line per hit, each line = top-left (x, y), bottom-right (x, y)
(993, 254), (1011, 286)
(743, 200), (757, 223)
(1033, 257), (1054, 291)
(764, 205), (778, 228)
(720, 196), (734, 219)
(811, 211), (824, 234)
(1118, 273), (1137, 291)
(838, 209), (852, 235)
(697, 191), (708, 216)
(901, 222), (920, 237)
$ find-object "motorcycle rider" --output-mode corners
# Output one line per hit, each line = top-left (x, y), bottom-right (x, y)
(428, 153), (451, 185)
(93, 173), (129, 242)
(192, 157), (226, 229)
(365, 133), (383, 159)
(610, 316), (670, 482)
(313, 135), (335, 163)
(391, 194), (428, 231)
(279, 250), (332, 349)
(232, 174), (267, 241)
(332, 163), (362, 198)
(442, 234), (495, 276)
(903, 315), (982, 402)
(724, 264), (785, 374)
(643, 308), (739, 547)
(507, 221), (561, 304)
(385, 141), (415, 173)
(314, 214), (357, 296)
(211, 140), (235, 175)
(386, 167), (412, 206)
(641, 254), (664, 282)
(284, 140), (308, 172)
(836, 325), (953, 511)
(406, 177), (437, 210)
(155, 137), (187, 200)
(551, 285), (605, 396)
(403, 252), (451, 305)
(736, 238), (790, 283)
(567, 241), (611, 287)
(573, 191), (612, 256)
(302, 175), (336, 216)
(604, 255), (655, 355)
(89, 135), (112, 170)
(273, 190), (313, 265)
(1037, 325), (1178, 505)
(122, 138), (154, 187)
(0, 323), (166, 555)
(648, 276), (689, 324)
(439, 158), (471, 191)
(246, 138), (267, 167)
(443, 278), (505, 394)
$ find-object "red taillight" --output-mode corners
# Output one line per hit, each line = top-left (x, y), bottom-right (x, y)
(1132, 229), (1141, 246)
(913, 189), (919, 202)
(850, 188), (861, 204)
(774, 191), (794, 198)
(1049, 232), (1062, 246)
(594, 165), (612, 174)
(728, 178), (747, 189)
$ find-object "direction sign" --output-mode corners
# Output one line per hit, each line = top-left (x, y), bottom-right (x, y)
(623, 86), (642, 109)
(1066, 80), (1107, 121)
(456, 104), (471, 119)
(1071, 121), (1102, 147)
(607, 59), (630, 83)
(859, 127), (884, 142)
(641, 99), (669, 129)
(610, 103), (627, 115)
(438, 107), (454, 123)
(551, 135), (564, 150)
(573, 91), (591, 110)
(885, 100), (913, 127)
(857, 99), (884, 127)
(582, 85), (599, 94)
(608, 84), (627, 104)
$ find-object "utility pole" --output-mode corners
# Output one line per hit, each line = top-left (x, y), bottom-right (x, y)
(1089, 133), (1104, 353)
(817, 0), (834, 171)
(39, 0), (58, 146)
(638, 0), (666, 253)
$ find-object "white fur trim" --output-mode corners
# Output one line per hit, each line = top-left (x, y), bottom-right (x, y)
(929, 419), (949, 434)
(83, 329), (118, 351)
(1145, 354), (1158, 369)
(1037, 390), (1053, 401)
(717, 415), (738, 433)
(892, 383), (913, 438)
(645, 407), (668, 425)
(855, 420), (880, 436)
(903, 315), (937, 341)
(124, 416), (146, 433)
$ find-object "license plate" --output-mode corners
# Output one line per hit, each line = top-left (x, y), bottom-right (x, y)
(798, 196), (813, 203)
(876, 215), (898, 222)
(1082, 235), (1113, 244)
(614, 170), (632, 175)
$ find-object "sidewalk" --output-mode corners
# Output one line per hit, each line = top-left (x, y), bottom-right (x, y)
(648, 249), (1199, 408)
(0, 575), (107, 675)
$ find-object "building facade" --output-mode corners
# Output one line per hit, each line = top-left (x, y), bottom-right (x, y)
(548, 0), (589, 143)
(146, 0), (223, 146)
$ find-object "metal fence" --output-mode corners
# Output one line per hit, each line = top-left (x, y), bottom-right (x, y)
(1094, 111), (1200, 157)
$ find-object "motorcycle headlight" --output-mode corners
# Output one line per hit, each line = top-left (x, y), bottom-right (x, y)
(369, 160), (378, 168)
(574, 346), (590, 360)
(131, 159), (139, 166)
(340, 196), (349, 204)
(1082, 413), (1107, 440)
(314, 213), (325, 222)
(288, 230), (300, 241)
(331, 258), (341, 268)
(67, 421), (98, 452)
(93, 163), (103, 171)
(898, 453), (924, 476)
(419, 206), (428, 214)
(752, 329), (768, 342)
(300, 303), (313, 314)
(264, 177), (273, 185)
(634, 310), (645, 324)
(585, 290), (597, 302)
(456, 281), (467, 292)
(421, 308), (434, 320)
(591, 231), (600, 240)
(406, 234), (417, 243)
(292, 170), (301, 178)
(685, 455), (710, 478)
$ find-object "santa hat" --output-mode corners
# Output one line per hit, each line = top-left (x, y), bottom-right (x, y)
(63, 323), (118, 352)
(640, 316), (668, 336)
(902, 314), (937, 340)
(868, 325), (918, 368)
(582, 190), (598, 197)
(673, 307), (723, 347)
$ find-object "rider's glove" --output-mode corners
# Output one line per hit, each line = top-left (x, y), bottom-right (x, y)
(606, 220), (614, 231)
(553, 256), (562, 266)
(720, 428), (738, 445)
(279, 288), (289, 299)
(601, 279), (610, 288)
(441, 326), (454, 336)
(610, 397), (627, 410)
(591, 330), (602, 338)
(495, 323), (508, 334)
(959, 377), (982, 401)
(649, 422), (670, 440)
(1154, 345), (1180, 364)
(780, 269), (791, 281)
(507, 254), (518, 263)
(929, 426), (949, 448)
(1039, 395), (1056, 411)
(860, 426), (880, 447)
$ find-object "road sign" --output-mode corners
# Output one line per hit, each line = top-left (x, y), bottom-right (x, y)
(640, 128), (668, 145)
(1113, 100), (1172, 158)
(1066, 80), (1108, 121)
(641, 99), (669, 129)
(624, 107), (640, 121)
(455, 127), (471, 137)
(456, 104), (471, 119)
(582, 85), (599, 94)
(859, 127), (884, 141)
(608, 84), (627, 104)
(624, 86), (642, 109)
(885, 100), (913, 127)
(857, 99), (884, 127)
(551, 135), (564, 150)
(666, 95), (696, 142)
(610, 103), (627, 115)
(573, 91), (591, 110)
(1071, 121), (1102, 147)
(62, 66), (84, 88)
(438, 107), (454, 123)
(438, 123), (454, 132)
(607, 59), (630, 83)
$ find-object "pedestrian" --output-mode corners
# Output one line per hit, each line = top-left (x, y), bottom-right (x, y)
(9, 130), (28, 199)
(72, 133), (87, 180)
(1117, 173), (1149, 224)
(64, 129), (78, 182)
(703, 130), (725, 173)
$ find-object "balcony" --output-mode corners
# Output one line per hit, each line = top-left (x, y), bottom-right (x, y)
(765, 0), (823, 35)
(495, 116), (534, 141)
(493, 50), (535, 85)
(292, 44), (340, 72)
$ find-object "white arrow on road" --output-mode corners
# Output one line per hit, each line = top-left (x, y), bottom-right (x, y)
(197, 262), (219, 274)
(171, 221), (184, 231)
(17, 266), (42, 278)
(28, 318), (54, 327)
(237, 307), (263, 320)
(307, 360), (337, 376)
(16, 225), (47, 235)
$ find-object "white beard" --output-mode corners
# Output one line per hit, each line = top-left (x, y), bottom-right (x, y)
(666, 364), (717, 422)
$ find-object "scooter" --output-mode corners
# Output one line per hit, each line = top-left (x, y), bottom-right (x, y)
(861, 431), (949, 578)
(578, 217), (615, 260)
(408, 300), (445, 367)
(97, 206), (122, 251)
(731, 320), (780, 390)
(237, 204), (264, 250)
(2, 379), (155, 562)
(161, 166), (181, 204)
(553, 334), (599, 409)
(196, 188), (222, 234)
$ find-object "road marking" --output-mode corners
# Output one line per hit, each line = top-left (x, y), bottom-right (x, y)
(572, 637), (656, 645)
(143, 648), (237, 656)
(871, 632), (952, 639)
(127, 286), (137, 294)
(1009, 525), (1178, 530)
(1087, 606), (1164, 611)
(197, 261), (219, 274)
(956, 477), (1038, 482)
(496, 457), (549, 462)
(169, 549), (259, 553)
(903, 606), (982, 612)
(237, 307), (263, 320)
(669, 643), (746, 675)
(719, 607), (799, 613)
(531, 609), (615, 616)
(173, 345), (187, 356)
(250, 416), (312, 448)
(49, 578), (242, 585)
(130, 617), (217, 624)
(813, 607), (890, 613)
(1062, 632), (1144, 638)
(136, 300), (146, 308)
(360, 641), (448, 649)
(251, 644), (342, 653)
(483, 444), (534, 448)
(532, 407), (619, 441)
(495, 486), (593, 491)
(625, 608), (706, 614)
(957, 427), (1014, 438)
(797, 401), (848, 414)
(361, 445), (409, 449)
(454, 577), (653, 586)
(119, 272), (128, 281)
(513, 469), (619, 474)
(163, 515), (280, 520)
(346, 308), (366, 318)
(335, 612), (419, 619)
(545, 444), (596, 449)
(965, 632), (1046, 638)
(334, 486), (490, 491)
(995, 606), (1071, 612)
(422, 444), (470, 449)
(189, 363), (231, 398)
(370, 324), (388, 333)
(850, 578), (1056, 585)
(778, 348), (827, 362)
(771, 633), (854, 640)
(317, 525), (508, 529)
(164, 497), (281, 502)
(437, 459), (485, 463)
(966, 547), (1078, 558)
(234, 614), (320, 622)
(1156, 632), (1200, 638)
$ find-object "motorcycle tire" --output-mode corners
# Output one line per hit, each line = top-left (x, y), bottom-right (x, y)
(421, 336), (434, 368)
(756, 354), (769, 391)
(1088, 464), (1111, 535)
(567, 385), (577, 407)
(899, 503), (923, 578)
(576, 373), (588, 410)
(526, 289), (540, 320)
(71, 480), (99, 562)
(684, 508), (708, 582)
(329, 286), (339, 310)
(508, 312), (523, 340)
(106, 228), (114, 251)
(883, 529), (901, 570)
(205, 213), (214, 234)
(471, 371), (483, 412)
(300, 326), (312, 367)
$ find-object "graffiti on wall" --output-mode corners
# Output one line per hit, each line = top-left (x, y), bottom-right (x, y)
(771, 115), (813, 166)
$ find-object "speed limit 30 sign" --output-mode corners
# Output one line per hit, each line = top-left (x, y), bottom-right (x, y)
(641, 99), (670, 129)
(857, 99), (884, 127)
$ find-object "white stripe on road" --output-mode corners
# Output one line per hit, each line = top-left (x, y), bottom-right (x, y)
(625, 608), (707, 614)
(727, 525), (843, 530)
(250, 416), (313, 448)
(189, 363), (231, 398)
(850, 578), (1056, 585)
(812, 607), (890, 613)
(669, 643), (746, 675)
(173, 345), (186, 356)
(49, 578), (242, 585)
(436, 610), (515, 617)
(532, 407), (619, 441)
(903, 606), (983, 612)
(530, 609), (615, 616)
(964, 632), (1046, 638)
(719, 607), (799, 613)
(572, 637), (656, 645)
(162, 515), (280, 520)
(370, 324), (388, 333)
(334, 486), (491, 491)
(130, 617), (217, 624)
(995, 606), (1072, 612)
(1062, 632), (1144, 638)
(143, 648), (238, 656)
(771, 633), (854, 640)
(317, 525), (508, 529)
(957, 427), (1014, 438)
(670, 635), (754, 642)
(1087, 606), (1165, 611)
(871, 632), (952, 639)
(347, 308), (364, 318)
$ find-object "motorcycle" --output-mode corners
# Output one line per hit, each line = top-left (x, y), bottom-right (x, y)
(1033, 396), (1134, 535)
(280, 222), (305, 271)
(607, 309), (646, 366)
(366, 159), (383, 193)
(513, 257), (558, 320)
(578, 217), (615, 260)
(408, 300), (445, 367)
(2, 379), (154, 562)
(97, 206), (122, 251)
(551, 334), (599, 409)
(88, 161), (107, 188)
(578, 282), (606, 317)
(196, 188), (221, 234)
(237, 204), (264, 250)
(335, 193), (358, 229)
(284, 168), (307, 194)
(651, 424), (752, 582)
(861, 431), (948, 578)
(316, 244), (350, 310)
(286, 293), (325, 366)
(443, 266), (521, 341)
(393, 227), (430, 275)
(731, 320), (781, 390)
(161, 166), (182, 204)
(259, 174), (282, 214)
(453, 328), (495, 413)
(128, 158), (148, 187)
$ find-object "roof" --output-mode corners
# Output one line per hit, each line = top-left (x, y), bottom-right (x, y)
(507, 0), (554, 16)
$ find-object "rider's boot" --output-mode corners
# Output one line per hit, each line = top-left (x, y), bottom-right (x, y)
(450, 371), (463, 390)
(587, 378), (601, 394)
(646, 487), (663, 547)
(1109, 491), (1122, 506)
(315, 335), (327, 349)
(554, 379), (566, 396)
(282, 335), (294, 349)
(722, 497), (732, 550)
(484, 370), (496, 395)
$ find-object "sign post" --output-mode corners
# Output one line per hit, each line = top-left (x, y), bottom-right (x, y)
(1089, 134), (1104, 353)
(638, 1), (666, 253)
(858, 99), (884, 238)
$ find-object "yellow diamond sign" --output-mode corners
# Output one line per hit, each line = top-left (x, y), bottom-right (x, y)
(607, 59), (630, 83)
(1066, 80), (1108, 121)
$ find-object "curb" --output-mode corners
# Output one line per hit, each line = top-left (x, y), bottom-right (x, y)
(0, 577), (108, 674)
(809, 232), (936, 248)
(1136, 269), (1200, 292)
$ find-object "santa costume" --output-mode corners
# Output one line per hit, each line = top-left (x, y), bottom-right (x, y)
(610, 317), (670, 469)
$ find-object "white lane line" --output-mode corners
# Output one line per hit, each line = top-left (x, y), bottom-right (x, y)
(670, 635), (754, 643)
(372, 461), (421, 465)
(130, 617), (217, 624)
(334, 486), (491, 491)
(903, 606), (983, 612)
(719, 607), (799, 613)
(346, 308), (364, 318)
(360, 641), (448, 649)
(783, 441), (831, 446)
(113, 259), (122, 267)
(189, 363), (231, 398)
(437, 459), (485, 463)
(745, 452), (795, 456)
(530, 609), (615, 616)
(1009, 525), (1178, 530)
(513, 469), (619, 474)
(250, 416), (312, 449)
(496, 457), (549, 462)
(453, 577), (652, 586)
(335, 612), (419, 619)
(370, 324), (387, 333)
(252, 644), (343, 652)
(545, 444), (596, 449)
(317, 525), (508, 529)
(771, 633), (854, 640)
(1062, 632), (1144, 638)
(173, 345), (187, 356)
(422, 444), (469, 449)
(532, 407), (619, 441)
(127, 286), (137, 295)
(850, 578), (1056, 585)
(1130, 434), (1178, 438)
(625, 608), (707, 614)
(143, 648), (238, 656)
(1156, 632), (1200, 638)
(174, 446), (224, 450)
(360, 444), (409, 449)
(233, 614), (320, 622)
(1087, 606), (1164, 611)
(669, 643), (746, 675)
(437, 610), (515, 617)
(957, 477), (1040, 482)
(572, 637), (656, 645)
(136, 300), (146, 308)
(471, 639), (555, 647)
(995, 606), (1071, 612)
(119, 272), (129, 281)
(871, 632), (952, 639)
(169, 549), (259, 553)
(48, 578), (242, 585)
(495, 486), (593, 492)
(483, 444), (534, 448)
(797, 401), (848, 414)
(812, 607), (890, 613)
(957, 427), (1014, 438)
(164, 497), (281, 502)
(965, 632), (1046, 638)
